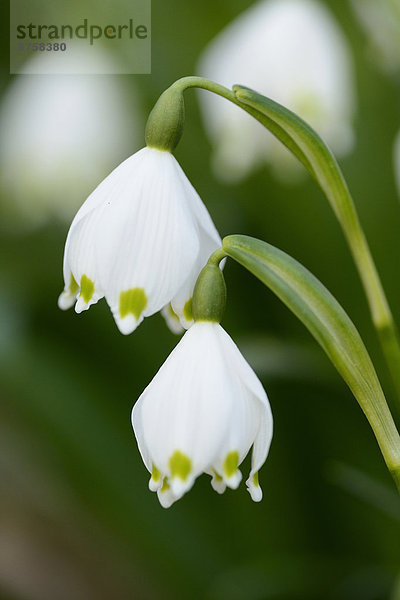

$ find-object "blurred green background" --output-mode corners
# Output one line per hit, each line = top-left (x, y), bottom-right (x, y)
(1, 0), (400, 598)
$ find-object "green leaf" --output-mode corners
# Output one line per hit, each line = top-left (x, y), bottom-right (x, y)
(233, 84), (400, 413)
(223, 234), (400, 488)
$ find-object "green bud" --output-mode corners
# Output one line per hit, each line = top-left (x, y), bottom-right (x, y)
(145, 85), (185, 152)
(192, 263), (226, 323)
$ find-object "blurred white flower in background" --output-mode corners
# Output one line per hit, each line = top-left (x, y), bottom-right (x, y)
(350, 0), (400, 75)
(197, 0), (356, 183)
(0, 46), (141, 229)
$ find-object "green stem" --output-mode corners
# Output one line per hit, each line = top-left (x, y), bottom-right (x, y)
(337, 191), (400, 409)
(170, 76), (400, 410)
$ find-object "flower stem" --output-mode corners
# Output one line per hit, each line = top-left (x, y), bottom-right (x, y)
(170, 76), (400, 413)
(207, 247), (227, 267)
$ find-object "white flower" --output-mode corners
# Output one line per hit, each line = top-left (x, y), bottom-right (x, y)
(350, 0), (400, 75)
(132, 321), (273, 508)
(197, 0), (356, 183)
(0, 47), (140, 229)
(58, 147), (221, 334)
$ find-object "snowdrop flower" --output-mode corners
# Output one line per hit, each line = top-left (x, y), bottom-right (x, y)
(350, 0), (400, 75)
(0, 47), (140, 229)
(132, 321), (273, 507)
(58, 146), (221, 334)
(132, 261), (273, 508)
(197, 0), (356, 183)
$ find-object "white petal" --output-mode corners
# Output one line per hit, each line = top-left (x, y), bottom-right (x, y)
(149, 476), (162, 493)
(93, 149), (201, 334)
(130, 395), (152, 474)
(209, 472), (227, 495)
(57, 272), (79, 310)
(246, 472), (263, 502)
(132, 322), (235, 482)
(246, 395), (273, 501)
(175, 160), (222, 243)
(59, 149), (150, 305)
(161, 304), (185, 335)
(168, 157), (222, 328)
(213, 326), (273, 495)
(58, 148), (139, 311)
(157, 483), (178, 509)
(63, 209), (106, 311)
(170, 475), (195, 499)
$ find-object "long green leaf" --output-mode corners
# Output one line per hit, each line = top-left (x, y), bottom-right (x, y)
(233, 85), (400, 406)
(223, 234), (400, 489)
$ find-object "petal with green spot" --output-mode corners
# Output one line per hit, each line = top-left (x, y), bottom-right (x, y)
(223, 451), (239, 478)
(169, 450), (192, 481)
(80, 274), (95, 303)
(119, 288), (147, 320)
(69, 273), (79, 295)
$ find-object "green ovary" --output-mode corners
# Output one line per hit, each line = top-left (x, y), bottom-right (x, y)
(80, 275), (95, 303)
(223, 451), (239, 478)
(169, 450), (192, 481)
(119, 288), (147, 320)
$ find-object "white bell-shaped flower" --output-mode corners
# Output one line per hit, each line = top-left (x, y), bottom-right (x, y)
(132, 321), (273, 508)
(58, 147), (221, 334)
(197, 0), (356, 183)
(350, 0), (400, 75)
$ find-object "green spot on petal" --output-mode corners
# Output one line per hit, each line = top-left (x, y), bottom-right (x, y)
(160, 477), (170, 492)
(152, 464), (161, 482)
(69, 273), (79, 295)
(168, 303), (179, 322)
(169, 450), (192, 481)
(80, 274), (94, 303)
(252, 471), (259, 487)
(119, 288), (147, 320)
(213, 469), (223, 483)
(183, 298), (193, 322)
(223, 451), (239, 478)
